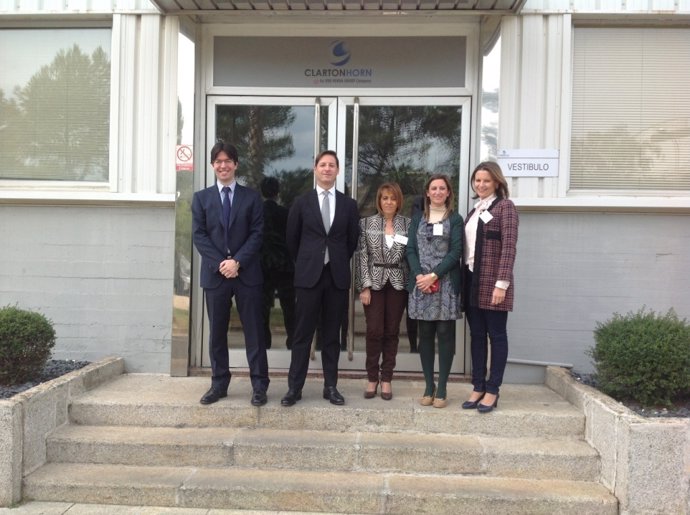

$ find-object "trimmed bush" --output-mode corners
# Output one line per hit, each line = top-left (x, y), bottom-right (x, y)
(0, 305), (56, 385)
(589, 308), (690, 407)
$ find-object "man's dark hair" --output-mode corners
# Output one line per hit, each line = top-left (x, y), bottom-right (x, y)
(261, 176), (280, 199)
(210, 141), (239, 164)
(314, 150), (339, 168)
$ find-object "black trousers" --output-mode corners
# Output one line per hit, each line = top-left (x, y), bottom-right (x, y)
(205, 278), (270, 393)
(288, 265), (348, 391)
(466, 306), (508, 395)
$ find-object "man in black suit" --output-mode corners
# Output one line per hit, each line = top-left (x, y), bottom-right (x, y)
(281, 150), (360, 406)
(192, 141), (269, 406)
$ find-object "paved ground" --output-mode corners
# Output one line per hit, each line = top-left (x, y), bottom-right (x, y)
(0, 502), (340, 514)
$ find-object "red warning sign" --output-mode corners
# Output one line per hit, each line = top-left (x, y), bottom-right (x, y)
(176, 145), (194, 172)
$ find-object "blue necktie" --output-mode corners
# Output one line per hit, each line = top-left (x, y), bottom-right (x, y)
(222, 186), (231, 226)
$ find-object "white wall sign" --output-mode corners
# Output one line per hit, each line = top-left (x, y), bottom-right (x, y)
(497, 149), (559, 177)
(214, 37), (466, 89)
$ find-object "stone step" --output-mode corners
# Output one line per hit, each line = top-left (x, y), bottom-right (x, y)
(68, 375), (585, 438)
(23, 463), (617, 515)
(47, 425), (600, 481)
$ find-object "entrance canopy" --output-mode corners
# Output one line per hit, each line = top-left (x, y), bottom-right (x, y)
(150, 0), (525, 13)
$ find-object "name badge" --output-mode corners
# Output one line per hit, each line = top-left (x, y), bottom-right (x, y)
(479, 211), (494, 224)
(393, 234), (408, 245)
(433, 223), (444, 236)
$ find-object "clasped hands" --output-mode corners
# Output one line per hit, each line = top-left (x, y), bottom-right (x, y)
(219, 258), (240, 279)
(415, 273), (437, 294)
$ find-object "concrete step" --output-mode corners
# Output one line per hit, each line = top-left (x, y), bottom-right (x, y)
(23, 463), (617, 515)
(47, 425), (600, 481)
(68, 375), (585, 438)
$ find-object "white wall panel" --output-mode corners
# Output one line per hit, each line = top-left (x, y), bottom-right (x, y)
(135, 15), (161, 193)
(159, 16), (178, 194)
(500, 15), (566, 200)
(510, 211), (690, 372)
(112, 13), (178, 196)
(114, 14), (137, 194)
(0, 205), (175, 373)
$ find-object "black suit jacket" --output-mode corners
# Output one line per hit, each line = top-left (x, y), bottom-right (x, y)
(192, 183), (264, 289)
(286, 189), (359, 290)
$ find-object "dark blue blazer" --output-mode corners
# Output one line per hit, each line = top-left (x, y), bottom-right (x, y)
(286, 189), (359, 290)
(192, 183), (264, 289)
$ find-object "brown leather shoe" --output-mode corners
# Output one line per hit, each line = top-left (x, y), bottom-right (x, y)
(381, 382), (393, 401)
(364, 382), (378, 399)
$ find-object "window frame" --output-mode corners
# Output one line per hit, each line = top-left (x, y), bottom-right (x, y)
(0, 20), (117, 195)
(567, 25), (690, 197)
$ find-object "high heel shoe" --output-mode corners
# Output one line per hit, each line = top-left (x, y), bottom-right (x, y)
(477, 393), (499, 414)
(380, 382), (393, 401)
(461, 392), (485, 410)
(364, 381), (379, 399)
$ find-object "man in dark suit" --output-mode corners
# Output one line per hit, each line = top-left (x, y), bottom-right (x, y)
(192, 141), (269, 407)
(281, 150), (360, 406)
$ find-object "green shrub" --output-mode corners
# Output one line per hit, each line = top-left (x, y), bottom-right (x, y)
(589, 308), (690, 407)
(0, 305), (56, 385)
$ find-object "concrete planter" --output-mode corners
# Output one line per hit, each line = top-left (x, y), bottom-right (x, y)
(0, 356), (124, 506)
(546, 366), (690, 515)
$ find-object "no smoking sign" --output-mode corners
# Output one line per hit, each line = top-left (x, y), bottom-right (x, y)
(176, 145), (194, 171)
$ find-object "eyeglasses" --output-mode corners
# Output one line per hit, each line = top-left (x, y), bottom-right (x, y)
(214, 159), (234, 166)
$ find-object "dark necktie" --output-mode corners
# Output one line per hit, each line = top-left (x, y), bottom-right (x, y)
(222, 186), (231, 226)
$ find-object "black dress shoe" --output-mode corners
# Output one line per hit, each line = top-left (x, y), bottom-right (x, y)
(251, 390), (267, 407)
(281, 389), (302, 407)
(323, 386), (345, 405)
(477, 393), (499, 414)
(200, 387), (227, 405)
(461, 392), (485, 410)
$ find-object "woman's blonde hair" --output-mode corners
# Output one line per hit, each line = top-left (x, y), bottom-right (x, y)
(471, 161), (510, 199)
(376, 182), (404, 217)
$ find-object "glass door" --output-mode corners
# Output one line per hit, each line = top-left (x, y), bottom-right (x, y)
(339, 97), (471, 373)
(196, 95), (470, 373)
(199, 96), (337, 369)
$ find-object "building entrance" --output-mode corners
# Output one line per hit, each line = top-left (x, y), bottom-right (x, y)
(197, 95), (471, 373)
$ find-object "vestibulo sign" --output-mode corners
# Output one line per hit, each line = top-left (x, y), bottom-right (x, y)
(497, 149), (559, 178)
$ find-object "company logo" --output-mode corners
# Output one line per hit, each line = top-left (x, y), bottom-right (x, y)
(303, 39), (372, 84)
(329, 40), (351, 67)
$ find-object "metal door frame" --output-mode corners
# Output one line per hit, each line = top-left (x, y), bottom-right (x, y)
(193, 95), (471, 373)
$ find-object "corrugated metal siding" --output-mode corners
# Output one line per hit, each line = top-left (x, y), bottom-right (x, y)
(148, 0), (525, 12)
(0, 0), (158, 14)
(522, 0), (690, 14)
